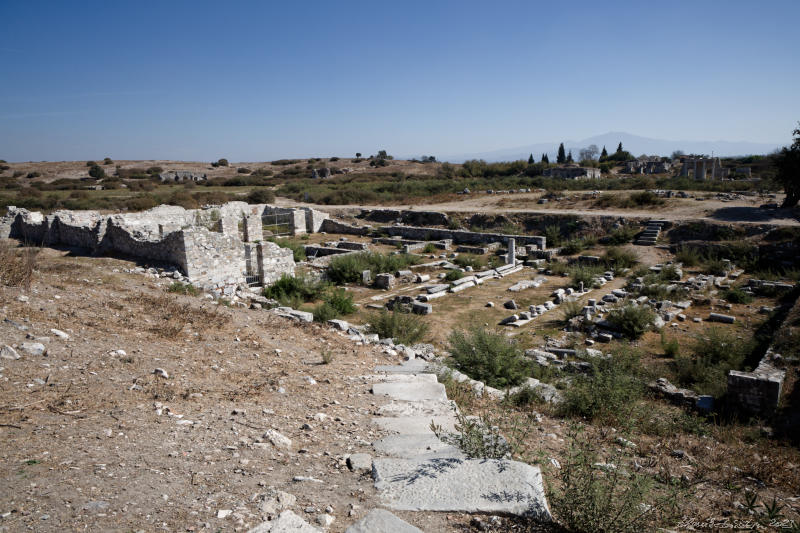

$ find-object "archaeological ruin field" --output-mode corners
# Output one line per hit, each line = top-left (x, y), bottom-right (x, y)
(1, 156), (799, 532)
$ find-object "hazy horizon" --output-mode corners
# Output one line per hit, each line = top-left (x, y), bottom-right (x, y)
(1, 0), (798, 162)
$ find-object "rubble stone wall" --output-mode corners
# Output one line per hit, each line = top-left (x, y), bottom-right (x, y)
(381, 225), (546, 249)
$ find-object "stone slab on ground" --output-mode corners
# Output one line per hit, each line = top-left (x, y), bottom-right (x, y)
(372, 415), (457, 436)
(372, 434), (465, 460)
(372, 381), (448, 402)
(345, 508), (424, 533)
(247, 510), (321, 532)
(374, 360), (430, 374)
(373, 457), (551, 518)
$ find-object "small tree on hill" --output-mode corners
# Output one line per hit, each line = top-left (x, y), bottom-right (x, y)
(616, 142), (623, 153)
(542, 153), (549, 164)
(528, 153), (534, 164)
(557, 143), (566, 164)
(776, 122), (800, 207)
(355, 152), (361, 159)
(88, 165), (105, 179)
(567, 150), (574, 163)
(601, 146), (608, 158)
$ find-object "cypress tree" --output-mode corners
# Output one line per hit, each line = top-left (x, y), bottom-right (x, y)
(557, 143), (566, 164)
(601, 146), (608, 158)
(542, 153), (549, 164)
(567, 150), (574, 163)
(616, 142), (623, 153)
(528, 153), (534, 164)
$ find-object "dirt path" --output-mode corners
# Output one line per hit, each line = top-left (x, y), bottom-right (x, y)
(275, 192), (800, 226)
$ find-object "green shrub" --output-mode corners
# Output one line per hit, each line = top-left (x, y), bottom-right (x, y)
(422, 242), (437, 254)
(545, 225), (563, 247)
(674, 245), (701, 267)
(237, 167), (251, 174)
(660, 331), (679, 358)
(569, 265), (603, 289)
(166, 281), (199, 296)
(547, 261), (569, 276)
(312, 302), (339, 322)
(431, 411), (510, 459)
(444, 269), (463, 282)
(448, 327), (531, 388)
(270, 238), (306, 262)
(703, 258), (728, 276)
(674, 327), (754, 396)
(722, 287), (753, 304)
(367, 309), (429, 345)
(659, 264), (682, 281)
(453, 253), (486, 269)
(606, 304), (656, 340)
(560, 351), (643, 423)
(603, 247), (638, 271)
(323, 287), (356, 315)
(263, 273), (327, 306)
(561, 299), (584, 324)
(606, 226), (638, 245)
(326, 252), (421, 285)
(560, 238), (586, 255)
(103, 157), (113, 165)
(88, 165), (105, 179)
(630, 190), (665, 206)
(246, 188), (275, 204)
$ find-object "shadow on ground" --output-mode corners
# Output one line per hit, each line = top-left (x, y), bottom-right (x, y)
(708, 207), (800, 223)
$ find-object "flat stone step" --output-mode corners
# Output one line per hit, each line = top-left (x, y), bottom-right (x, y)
(372, 381), (448, 402)
(373, 457), (551, 518)
(374, 360), (430, 374)
(372, 415), (457, 435)
(345, 509), (424, 533)
(373, 434), (465, 460)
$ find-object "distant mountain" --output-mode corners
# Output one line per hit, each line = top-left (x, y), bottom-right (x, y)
(439, 132), (782, 163)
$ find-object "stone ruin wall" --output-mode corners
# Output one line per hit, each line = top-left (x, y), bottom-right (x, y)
(381, 225), (547, 250)
(0, 202), (321, 290)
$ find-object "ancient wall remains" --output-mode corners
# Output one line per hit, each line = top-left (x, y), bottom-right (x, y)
(380, 225), (546, 249)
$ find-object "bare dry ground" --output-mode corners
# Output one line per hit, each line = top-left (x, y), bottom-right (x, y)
(0, 246), (471, 532)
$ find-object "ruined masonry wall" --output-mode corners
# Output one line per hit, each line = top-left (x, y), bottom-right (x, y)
(259, 242), (295, 285)
(319, 219), (372, 235)
(381, 225), (546, 249)
(727, 354), (785, 416)
(182, 229), (245, 288)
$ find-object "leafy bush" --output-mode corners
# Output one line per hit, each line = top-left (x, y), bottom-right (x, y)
(167, 281), (199, 296)
(246, 188), (275, 204)
(660, 331), (680, 358)
(448, 327), (531, 388)
(561, 299), (585, 324)
(703, 258), (728, 276)
(569, 265), (603, 289)
(674, 245), (701, 267)
(547, 261), (569, 276)
(560, 351), (643, 423)
(422, 242), (437, 254)
(453, 253), (486, 269)
(211, 158), (229, 167)
(607, 304), (656, 340)
(103, 157), (113, 165)
(323, 287), (356, 315)
(270, 238), (306, 262)
(431, 411), (510, 459)
(545, 225), (563, 247)
(88, 165), (106, 179)
(722, 287), (753, 304)
(367, 309), (429, 345)
(237, 167), (251, 174)
(326, 252), (421, 285)
(603, 247), (638, 271)
(444, 269), (463, 282)
(674, 327), (754, 396)
(560, 238), (587, 255)
(606, 226), (638, 245)
(263, 273), (327, 306)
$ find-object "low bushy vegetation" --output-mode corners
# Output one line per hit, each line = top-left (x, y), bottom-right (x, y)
(452, 253), (486, 269)
(603, 247), (638, 271)
(263, 273), (327, 308)
(444, 269), (463, 281)
(605, 225), (638, 245)
(448, 327), (531, 388)
(606, 304), (656, 340)
(367, 309), (429, 345)
(569, 264), (604, 289)
(166, 281), (199, 296)
(0, 241), (38, 289)
(722, 287), (753, 304)
(326, 252), (421, 285)
(560, 351), (643, 423)
(674, 327), (754, 397)
(312, 288), (356, 322)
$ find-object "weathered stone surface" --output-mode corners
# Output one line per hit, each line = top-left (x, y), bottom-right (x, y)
(19, 342), (46, 356)
(372, 381), (448, 402)
(373, 457), (550, 517)
(0, 345), (20, 360)
(247, 510), (320, 533)
(347, 453), (373, 473)
(345, 509), (424, 533)
(262, 429), (292, 450)
(372, 434), (464, 459)
(372, 416), (456, 436)
(708, 313), (735, 323)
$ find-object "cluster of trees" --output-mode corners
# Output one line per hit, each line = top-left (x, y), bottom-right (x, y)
(776, 122), (800, 207)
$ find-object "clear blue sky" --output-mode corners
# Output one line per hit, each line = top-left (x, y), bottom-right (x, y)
(1, 0), (798, 162)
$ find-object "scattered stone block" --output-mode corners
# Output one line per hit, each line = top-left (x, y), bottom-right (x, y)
(708, 313), (735, 324)
(345, 509), (423, 533)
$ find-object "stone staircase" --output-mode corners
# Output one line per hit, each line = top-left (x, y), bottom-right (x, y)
(634, 220), (667, 246)
(365, 360), (551, 520)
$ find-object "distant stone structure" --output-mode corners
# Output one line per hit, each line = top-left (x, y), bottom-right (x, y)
(158, 170), (208, 182)
(680, 157), (730, 180)
(542, 165), (601, 180)
(0, 202), (329, 295)
(625, 158), (671, 174)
